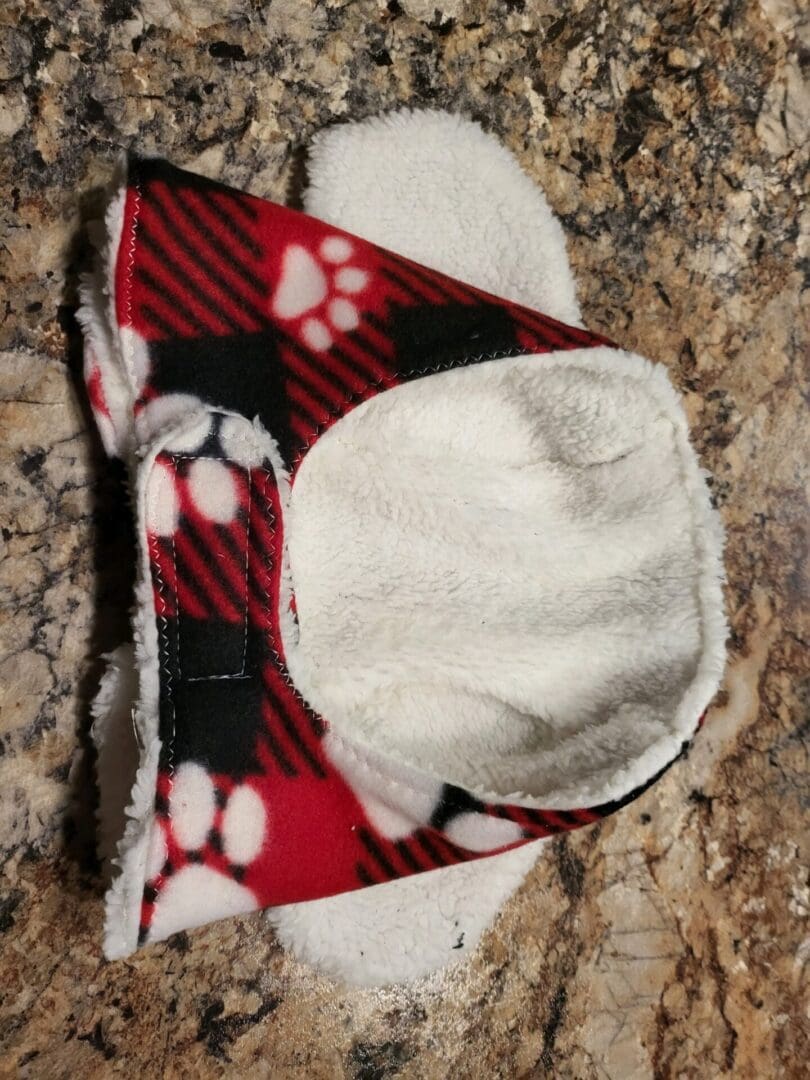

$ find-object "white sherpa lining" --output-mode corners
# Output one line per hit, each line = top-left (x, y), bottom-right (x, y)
(283, 346), (726, 809)
(292, 111), (726, 810)
(96, 443), (167, 960)
(90, 642), (139, 874)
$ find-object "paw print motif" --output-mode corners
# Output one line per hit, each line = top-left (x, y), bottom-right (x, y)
(271, 235), (370, 352)
(143, 762), (268, 941)
(323, 731), (525, 851)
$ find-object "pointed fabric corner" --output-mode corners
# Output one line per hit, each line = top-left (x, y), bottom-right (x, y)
(84, 157), (720, 956)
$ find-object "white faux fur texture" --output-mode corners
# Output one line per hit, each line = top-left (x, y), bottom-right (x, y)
(90, 643), (140, 876)
(305, 109), (583, 326)
(270, 840), (543, 986)
(98, 437), (172, 960)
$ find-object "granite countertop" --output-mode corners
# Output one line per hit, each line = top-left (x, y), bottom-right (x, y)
(1, 1), (808, 1076)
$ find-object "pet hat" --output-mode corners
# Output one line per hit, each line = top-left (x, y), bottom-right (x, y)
(80, 110), (726, 983)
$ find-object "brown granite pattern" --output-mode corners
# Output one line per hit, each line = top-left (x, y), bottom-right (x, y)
(1, 1), (808, 1076)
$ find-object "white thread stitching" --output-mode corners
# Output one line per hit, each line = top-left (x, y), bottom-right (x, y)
(169, 474), (181, 684)
(148, 497), (175, 784)
(326, 728), (437, 800)
(122, 182), (141, 387)
(260, 469), (271, 639)
(261, 471), (316, 706)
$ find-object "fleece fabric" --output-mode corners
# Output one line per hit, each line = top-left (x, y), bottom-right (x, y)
(79, 114), (726, 973)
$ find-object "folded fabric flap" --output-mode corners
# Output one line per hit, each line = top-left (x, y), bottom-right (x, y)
(79, 154), (726, 959)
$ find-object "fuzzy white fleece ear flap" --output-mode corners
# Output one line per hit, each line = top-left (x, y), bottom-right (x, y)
(304, 110), (582, 327)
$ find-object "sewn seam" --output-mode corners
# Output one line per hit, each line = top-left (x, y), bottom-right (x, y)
(291, 344), (536, 470)
(121, 181), (141, 388)
(148, 516), (174, 789)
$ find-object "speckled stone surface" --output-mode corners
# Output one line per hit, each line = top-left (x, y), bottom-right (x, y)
(1, 1), (808, 1076)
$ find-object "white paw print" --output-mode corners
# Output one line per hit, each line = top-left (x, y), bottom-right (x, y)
(272, 235), (370, 352)
(144, 762), (268, 941)
(146, 454), (244, 539)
